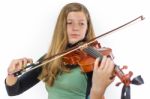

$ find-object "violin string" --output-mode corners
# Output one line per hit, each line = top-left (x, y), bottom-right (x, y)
(84, 47), (102, 58)
(87, 47), (100, 58)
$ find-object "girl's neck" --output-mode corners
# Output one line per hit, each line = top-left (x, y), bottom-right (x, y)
(67, 39), (86, 48)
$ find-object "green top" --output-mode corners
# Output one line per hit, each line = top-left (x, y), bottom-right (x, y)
(46, 67), (88, 99)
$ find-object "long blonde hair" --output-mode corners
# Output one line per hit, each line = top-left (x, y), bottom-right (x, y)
(39, 2), (96, 86)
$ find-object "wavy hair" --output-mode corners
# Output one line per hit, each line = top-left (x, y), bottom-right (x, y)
(39, 2), (96, 86)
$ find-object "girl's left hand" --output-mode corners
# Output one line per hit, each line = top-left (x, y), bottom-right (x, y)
(90, 56), (115, 99)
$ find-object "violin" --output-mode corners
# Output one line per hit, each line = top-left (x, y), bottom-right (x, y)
(63, 41), (138, 86)
(11, 15), (144, 99)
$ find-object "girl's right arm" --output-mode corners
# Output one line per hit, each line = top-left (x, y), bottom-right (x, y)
(5, 58), (42, 96)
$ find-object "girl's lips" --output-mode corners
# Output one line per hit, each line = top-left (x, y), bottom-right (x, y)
(70, 34), (80, 38)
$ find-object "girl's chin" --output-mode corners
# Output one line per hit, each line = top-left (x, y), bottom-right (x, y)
(69, 41), (77, 44)
(69, 40), (79, 44)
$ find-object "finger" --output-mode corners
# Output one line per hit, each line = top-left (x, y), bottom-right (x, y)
(94, 57), (100, 70)
(107, 60), (115, 80)
(22, 58), (28, 67)
(109, 74), (116, 81)
(99, 56), (107, 70)
(17, 59), (24, 70)
(108, 60), (115, 74)
(8, 59), (20, 73)
(11, 60), (20, 71)
(103, 57), (111, 71)
(21, 58), (33, 69)
(27, 58), (33, 64)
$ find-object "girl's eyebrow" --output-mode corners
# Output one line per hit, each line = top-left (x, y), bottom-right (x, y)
(67, 19), (86, 21)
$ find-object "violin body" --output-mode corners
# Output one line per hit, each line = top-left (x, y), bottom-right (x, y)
(63, 47), (112, 72)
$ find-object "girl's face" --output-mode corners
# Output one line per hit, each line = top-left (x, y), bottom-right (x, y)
(67, 11), (87, 44)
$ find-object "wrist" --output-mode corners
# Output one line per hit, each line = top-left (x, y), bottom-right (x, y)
(91, 84), (106, 92)
(90, 87), (105, 99)
(6, 72), (18, 86)
(91, 87), (105, 94)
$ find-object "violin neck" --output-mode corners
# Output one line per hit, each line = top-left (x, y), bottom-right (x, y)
(114, 65), (125, 79)
(83, 46), (125, 78)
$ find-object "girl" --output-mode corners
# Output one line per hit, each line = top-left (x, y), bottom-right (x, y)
(5, 2), (114, 99)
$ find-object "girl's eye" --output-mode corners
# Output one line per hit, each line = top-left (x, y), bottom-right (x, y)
(67, 22), (72, 25)
(80, 23), (85, 26)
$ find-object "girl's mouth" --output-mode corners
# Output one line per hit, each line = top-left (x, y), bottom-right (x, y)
(70, 34), (80, 38)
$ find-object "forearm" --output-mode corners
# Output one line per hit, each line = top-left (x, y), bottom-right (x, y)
(90, 87), (105, 99)
(5, 67), (41, 96)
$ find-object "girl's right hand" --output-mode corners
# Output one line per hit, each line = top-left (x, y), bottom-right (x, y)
(6, 58), (33, 86)
(7, 57), (33, 76)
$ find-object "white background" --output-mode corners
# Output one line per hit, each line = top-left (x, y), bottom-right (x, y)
(0, 0), (149, 99)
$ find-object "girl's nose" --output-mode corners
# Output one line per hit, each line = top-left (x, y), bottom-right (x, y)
(72, 23), (80, 31)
